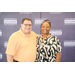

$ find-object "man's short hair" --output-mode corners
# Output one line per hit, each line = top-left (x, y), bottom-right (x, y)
(22, 18), (32, 24)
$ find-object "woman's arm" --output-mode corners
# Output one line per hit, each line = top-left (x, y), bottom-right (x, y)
(55, 52), (61, 62)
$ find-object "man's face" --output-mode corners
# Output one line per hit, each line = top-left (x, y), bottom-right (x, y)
(21, 20), (32, 34)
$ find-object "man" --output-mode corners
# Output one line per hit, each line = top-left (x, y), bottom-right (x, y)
(6, 18), (38, 62)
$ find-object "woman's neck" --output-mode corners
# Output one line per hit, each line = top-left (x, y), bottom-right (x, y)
(42, 33), (50, 38)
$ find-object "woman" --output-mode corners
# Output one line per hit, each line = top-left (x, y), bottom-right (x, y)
(36, 19), (62, 62)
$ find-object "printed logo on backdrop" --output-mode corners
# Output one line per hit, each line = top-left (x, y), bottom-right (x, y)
(0, 30), (2, 37)
(50, 29), (62, 36)
(64, 40), (75, 47)
(19, 12), (32, 14)
(4, 18), (17, 25)
(64, 18), (75, 25)
(35, 18), (47, 25)
(0, 53), (2, 59)
(4, 41), (8, 48)
(50, 12), (62, 14)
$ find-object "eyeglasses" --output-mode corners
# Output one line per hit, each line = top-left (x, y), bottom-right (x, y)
(24, 24), (32, 27)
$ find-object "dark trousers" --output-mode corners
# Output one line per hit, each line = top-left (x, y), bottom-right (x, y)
(13, 59), (18, 62)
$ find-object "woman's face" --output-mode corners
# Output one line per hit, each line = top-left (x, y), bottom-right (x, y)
(41, 22), (51, 34)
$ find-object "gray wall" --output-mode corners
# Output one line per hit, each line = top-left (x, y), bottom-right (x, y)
(0, 12), (75, 62)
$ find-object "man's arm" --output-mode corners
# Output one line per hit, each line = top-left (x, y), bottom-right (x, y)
(7, 54), (13, 62)
(55, 52), (61, 62)
(6, 34), (18, 62)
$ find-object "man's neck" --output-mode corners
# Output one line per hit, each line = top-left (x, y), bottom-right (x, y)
(24, 33), (30, 36)
(21, 28), (31, 36)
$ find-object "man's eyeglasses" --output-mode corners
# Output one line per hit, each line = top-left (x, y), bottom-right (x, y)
(24, 24), (32, 27)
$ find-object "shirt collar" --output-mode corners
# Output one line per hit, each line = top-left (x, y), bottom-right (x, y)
(41, 34), (52, 38)
(19, 28), (32, 37)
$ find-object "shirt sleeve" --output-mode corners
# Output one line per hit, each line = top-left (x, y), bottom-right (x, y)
(54, 37), (62, 54)
(5, 35), (18, 56)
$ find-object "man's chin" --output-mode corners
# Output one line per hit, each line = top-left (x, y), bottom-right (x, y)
(25, 31), (31, 34)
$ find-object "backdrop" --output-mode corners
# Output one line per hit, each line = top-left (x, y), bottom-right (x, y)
(0, 12), (75, 62)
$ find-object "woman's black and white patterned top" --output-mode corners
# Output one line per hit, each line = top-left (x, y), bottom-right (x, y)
(36, 34), (62, 62)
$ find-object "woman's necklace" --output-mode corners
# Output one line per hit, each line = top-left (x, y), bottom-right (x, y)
(42, 34), (50, 42)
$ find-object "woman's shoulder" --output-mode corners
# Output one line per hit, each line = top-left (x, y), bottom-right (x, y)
(37, 34), (41, 37)
(48, 34), (60, 42)
(50, 34), (58, 39)
(50, 34), (61, 44)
